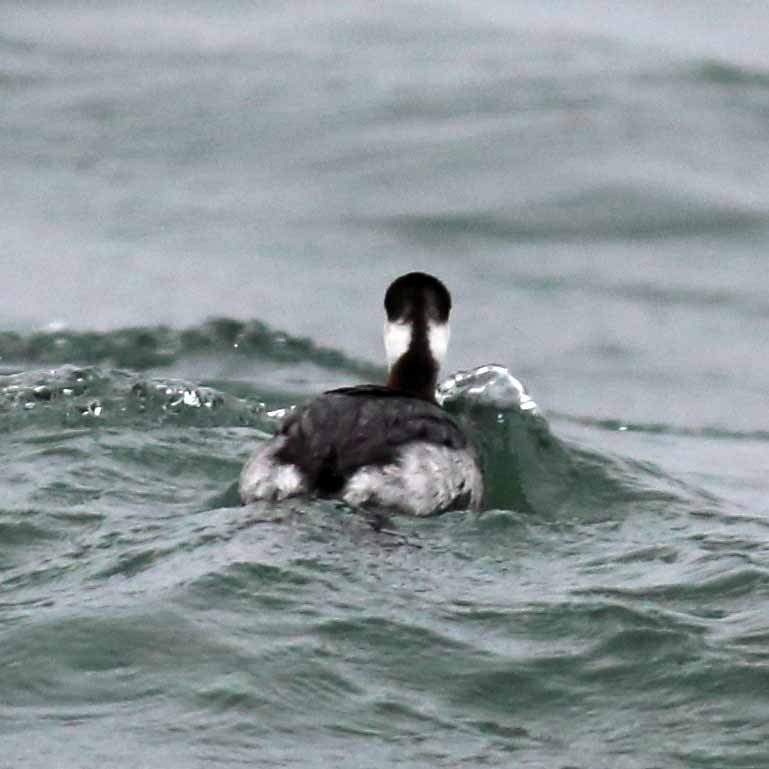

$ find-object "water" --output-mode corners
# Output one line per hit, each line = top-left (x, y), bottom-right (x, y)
(1, 2), (768, 767)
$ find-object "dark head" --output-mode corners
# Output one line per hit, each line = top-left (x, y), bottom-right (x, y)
(383, 272), (451, 401)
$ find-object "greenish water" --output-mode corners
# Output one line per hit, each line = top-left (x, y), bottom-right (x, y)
(2, 323), (767, 769)
(2, 1), (769, 766)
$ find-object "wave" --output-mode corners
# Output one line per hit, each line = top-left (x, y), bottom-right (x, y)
(438, 366), (713, 517)
(552, 412), (769, 443)
(690, 59), (769, 88)
(1, 360), (714, 518)
(376, 194), (768, 244)
(0, 317), (382, 376)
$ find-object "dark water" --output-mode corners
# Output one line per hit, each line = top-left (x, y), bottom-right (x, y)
(2, 2), (769, 767)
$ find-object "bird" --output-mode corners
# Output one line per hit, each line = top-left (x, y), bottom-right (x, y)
(239, 272), (483, 516)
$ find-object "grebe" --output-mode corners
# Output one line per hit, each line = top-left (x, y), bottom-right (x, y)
(239, 272), (483, 516)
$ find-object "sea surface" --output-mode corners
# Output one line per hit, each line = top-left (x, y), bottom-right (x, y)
(1, 2), (768, 767)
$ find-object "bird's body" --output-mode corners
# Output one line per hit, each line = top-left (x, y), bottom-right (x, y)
(239, 273), (483, 516)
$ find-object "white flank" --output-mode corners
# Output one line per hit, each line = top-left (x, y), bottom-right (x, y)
(427, 321), (450, 367)
(343, 442), (482, 516)
(239, 436), (306, 503)
(384, 320), (413, 368)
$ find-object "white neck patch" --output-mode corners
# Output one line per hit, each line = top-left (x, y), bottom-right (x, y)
(384, 320), (412, 368)
(384, 320), (450, 369)
(427, 321), (450, 366)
